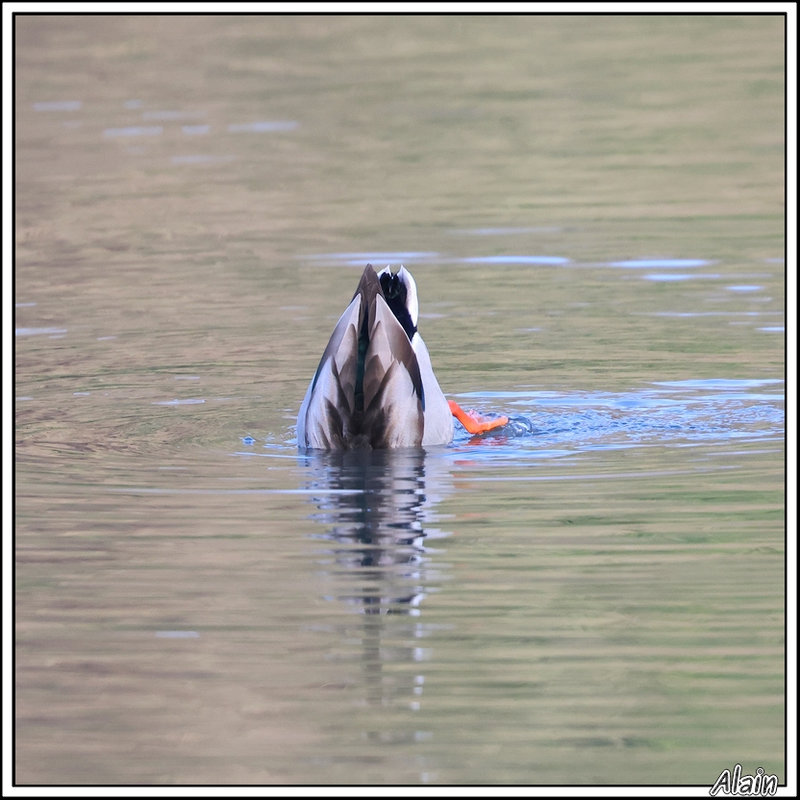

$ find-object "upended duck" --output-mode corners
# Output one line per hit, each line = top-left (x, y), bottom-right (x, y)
(297, 263), (508, 449)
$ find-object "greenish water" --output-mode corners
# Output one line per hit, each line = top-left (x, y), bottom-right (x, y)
(14, 14), (784, 787)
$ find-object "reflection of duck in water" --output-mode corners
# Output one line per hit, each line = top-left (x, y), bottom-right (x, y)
(302, 447), (454, 711)
(305, 448), (440, 612)
(297, 264), (508, 450)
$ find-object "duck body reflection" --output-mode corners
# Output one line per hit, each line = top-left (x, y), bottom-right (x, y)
(304, 448), (451, 613)
(302, 448), (453, 713)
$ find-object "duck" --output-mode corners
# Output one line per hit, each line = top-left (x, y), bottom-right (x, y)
(297, 263), (508, 450)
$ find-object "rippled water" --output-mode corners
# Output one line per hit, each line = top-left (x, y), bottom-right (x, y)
(14, 14), (785, 788)
(455, 379), (785, 454)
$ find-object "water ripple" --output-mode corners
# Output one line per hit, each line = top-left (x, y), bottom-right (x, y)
(301, 251), (438, 263)
(608, 258), (712, 268)
(16, 327), (68, 337)
(448, 379), (784, 457)
(103, 125), (163, 138)
(461, 255), (571, 265)
(227, 120), (299, 133)
(33, 100), (82, 112)
(643, 273), (720, 282)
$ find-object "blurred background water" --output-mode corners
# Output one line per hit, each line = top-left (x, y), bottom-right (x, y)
(14, 13), (785, 787)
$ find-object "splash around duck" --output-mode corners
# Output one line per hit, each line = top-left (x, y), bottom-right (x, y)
(297, 264), (508, 450)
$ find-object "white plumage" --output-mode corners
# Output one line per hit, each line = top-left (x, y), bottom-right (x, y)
(297, 264), (453, 449)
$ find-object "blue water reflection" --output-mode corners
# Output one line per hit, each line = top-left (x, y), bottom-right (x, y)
(227, 120), (299, 133)
(103, 125), (163, 138)
(461, 255), (571, 265)
(448, 378), (784, 458)
(643, 273), (720, 282)
(33, 100), (82, 111)
(300, 252), (439, 266)
(608, 258), (712, 268)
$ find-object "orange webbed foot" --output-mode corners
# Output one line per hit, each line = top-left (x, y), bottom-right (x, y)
(448, 400), (509, 434)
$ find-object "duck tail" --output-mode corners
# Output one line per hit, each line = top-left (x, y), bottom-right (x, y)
(299, 265), (425, 449)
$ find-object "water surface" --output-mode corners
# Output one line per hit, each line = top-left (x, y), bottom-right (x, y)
(14, 14), (785, 787)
